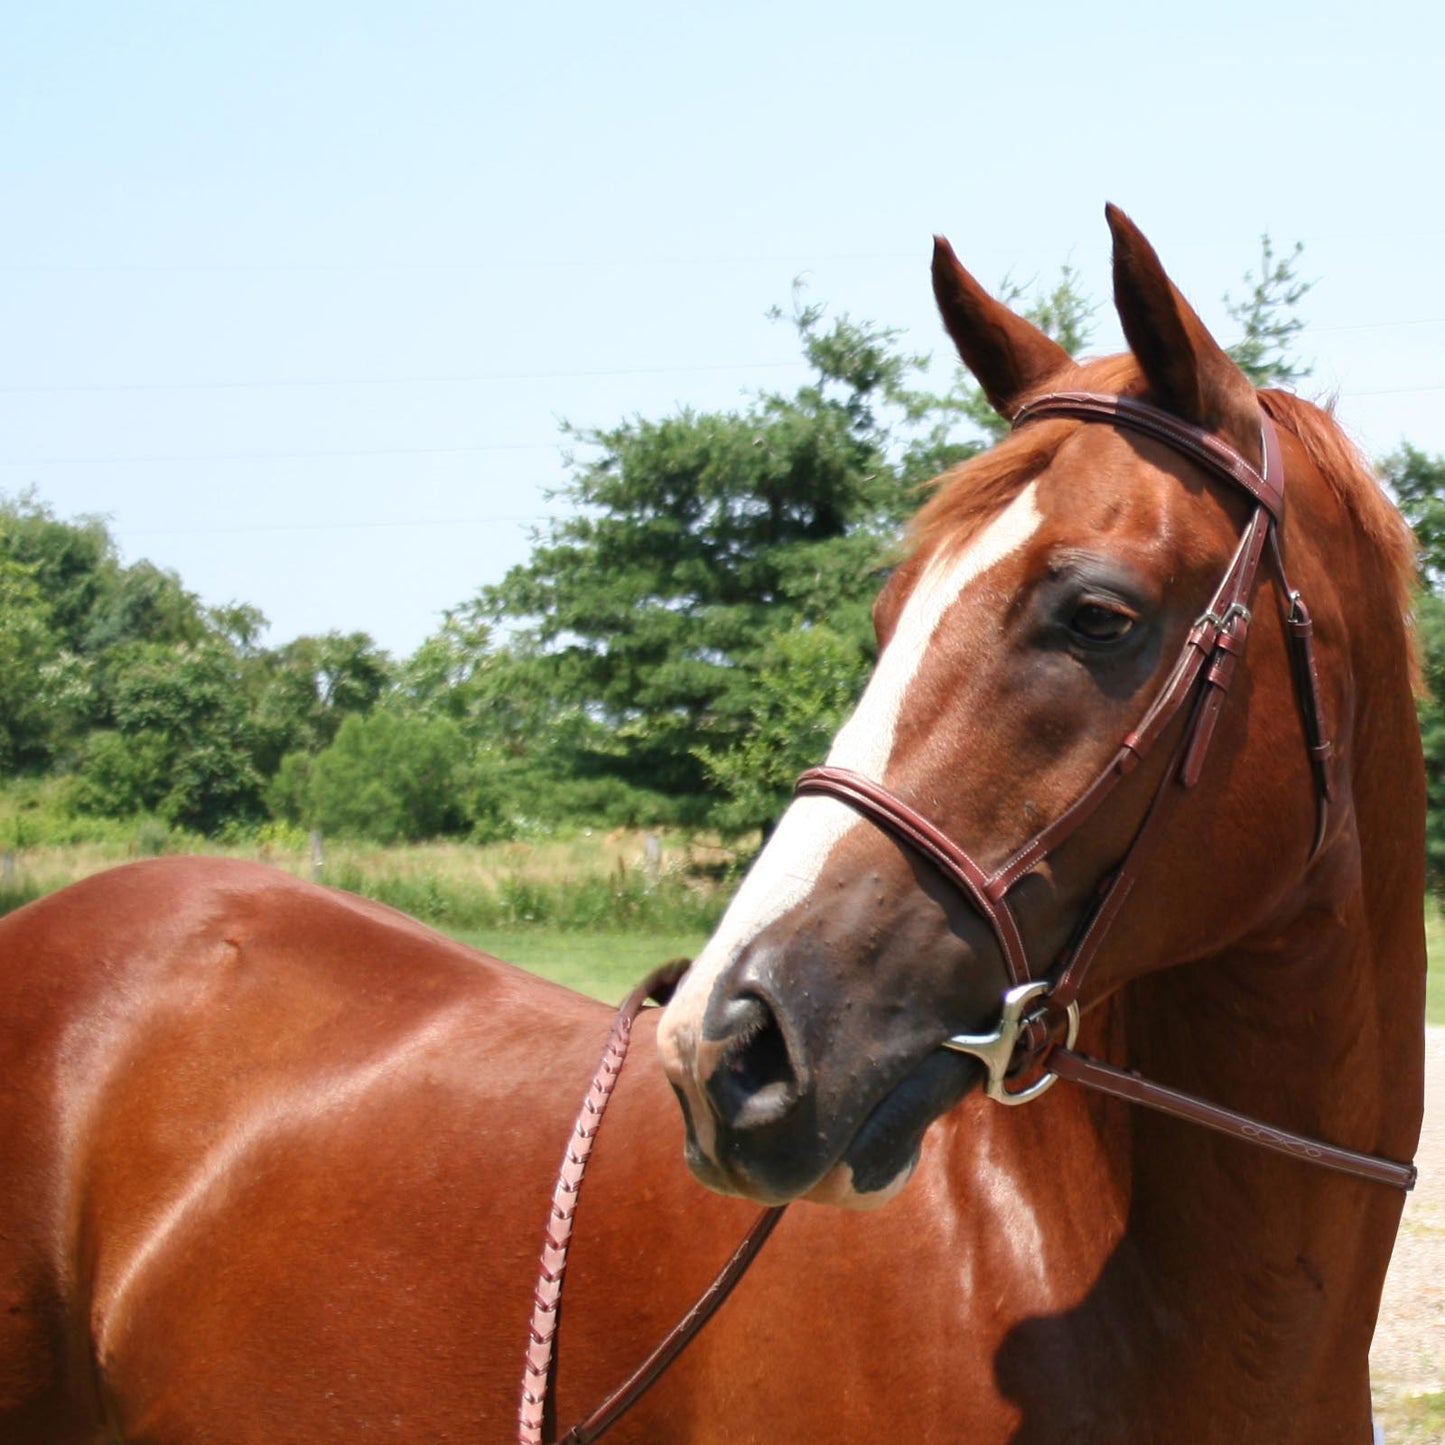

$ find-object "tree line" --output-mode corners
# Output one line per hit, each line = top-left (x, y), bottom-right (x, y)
(5, 240), (1445, 881)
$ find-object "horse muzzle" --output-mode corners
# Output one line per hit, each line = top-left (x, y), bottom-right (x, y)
(657, 941), (983, 1207)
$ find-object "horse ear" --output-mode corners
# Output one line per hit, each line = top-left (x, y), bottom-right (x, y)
(931, 235), (1072, 420)
(1106, 204), (1262, 466)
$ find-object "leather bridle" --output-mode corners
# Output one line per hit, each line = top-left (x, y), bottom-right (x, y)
(795, 390), (1414, 1190)
(520, 390), (1415, 1444)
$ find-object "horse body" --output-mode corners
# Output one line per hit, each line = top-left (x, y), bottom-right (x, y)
(0, 207), (1426, 1444)
(0, 861), (1101, 1442)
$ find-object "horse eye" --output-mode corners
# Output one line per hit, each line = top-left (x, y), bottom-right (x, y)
(1069, 600), (1138, 646)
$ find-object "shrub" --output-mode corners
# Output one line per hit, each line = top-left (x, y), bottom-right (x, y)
(305, 710), (470, 845)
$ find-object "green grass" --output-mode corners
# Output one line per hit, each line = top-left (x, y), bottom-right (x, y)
(1424, 898), (1445, 1026)
(1, 832), (1443, 1021)
(454, 928), (708, 1004)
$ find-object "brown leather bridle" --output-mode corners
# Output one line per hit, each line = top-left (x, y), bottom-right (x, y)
(521, 390), (1415, 1444)
(795, 389), (1414, 1190)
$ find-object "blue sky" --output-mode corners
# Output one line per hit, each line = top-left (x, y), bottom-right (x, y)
(2, 1), (1441, 656)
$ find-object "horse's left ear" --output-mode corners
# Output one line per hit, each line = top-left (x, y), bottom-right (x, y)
(1106, 204), (1262, 468)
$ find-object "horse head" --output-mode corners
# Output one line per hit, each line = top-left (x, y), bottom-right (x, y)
(657, 205), (1413, 1209)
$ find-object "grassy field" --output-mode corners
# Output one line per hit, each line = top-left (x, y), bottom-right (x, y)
(1376, 1389), (1445, 1445)
(0, 830), (733, 933)
(1, 834), (1442, 1021)
(456, 928), (707, 1003)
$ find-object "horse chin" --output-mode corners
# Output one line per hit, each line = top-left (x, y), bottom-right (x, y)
(690, 1051), (982, 1208)
(822, 1046), (981, 1205)
(679, 1047), (981, 1208)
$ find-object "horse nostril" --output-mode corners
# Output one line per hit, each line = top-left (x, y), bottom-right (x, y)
(702, 991), (802, 1133)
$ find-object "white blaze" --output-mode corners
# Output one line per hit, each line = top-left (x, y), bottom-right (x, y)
(663, 483), (1044, 1037)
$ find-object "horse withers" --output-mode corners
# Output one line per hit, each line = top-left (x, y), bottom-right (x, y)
(0, 207), (1425, 1443)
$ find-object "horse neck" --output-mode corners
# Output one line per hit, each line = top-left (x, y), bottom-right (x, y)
(1130, 838), (1420, 1176)
(1075, 752), (1425, 1434)
(968, 618), (1427, 1433)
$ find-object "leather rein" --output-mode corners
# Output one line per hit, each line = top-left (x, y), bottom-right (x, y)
(520, 390), (1415, 1444)
(519, 963), (785, 1445)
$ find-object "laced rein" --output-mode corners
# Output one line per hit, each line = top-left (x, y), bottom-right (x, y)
(518, 963), (783, 1445)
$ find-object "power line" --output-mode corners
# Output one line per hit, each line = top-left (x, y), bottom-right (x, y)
(0, 250), (918, 276)
(1349, 383), (1445, 398)
(0, 326), (1440, 401)
(0, 441), (561, 467)
(1312, 317), (1445, 335)
(0, 359), (808, 398)
(119, 513), (551, 538)
(4, 381), (1443, 469)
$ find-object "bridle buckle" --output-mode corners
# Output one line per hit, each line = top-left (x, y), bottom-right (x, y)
(942, 981), (1081, 1106)
(1196, 601), (1252, 635)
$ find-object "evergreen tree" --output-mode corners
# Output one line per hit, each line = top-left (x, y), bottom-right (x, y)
(474, 302), (935, 825)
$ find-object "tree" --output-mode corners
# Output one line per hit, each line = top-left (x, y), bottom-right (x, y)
(389, 608), (589, 835)
(471, 241), (1316, 839)
(0, 555), (59, 772)
(0, 234), (1324, 846)
(0, 495), (225, 777)
(0, 492), (117, 652)
(76, 639), (264, 833)
(474, 300), (936, 825)
(1414, 593), (1445, 886)
(1383, 444), (1445, 583)
(81, 559), (207, 655)
(248, 630), (392, 775)
(696, 623), (869, 836)
(1223, 235), (1313, 388)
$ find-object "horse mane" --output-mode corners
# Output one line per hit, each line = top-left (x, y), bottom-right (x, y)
(910, 357), (1422, 689)
(1257, 387), (1421, 691)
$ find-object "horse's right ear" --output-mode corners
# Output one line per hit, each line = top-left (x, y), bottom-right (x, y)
(931, 235), (1072, 420)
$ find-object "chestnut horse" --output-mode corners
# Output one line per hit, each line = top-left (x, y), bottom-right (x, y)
(0, 207), (1425, 1445)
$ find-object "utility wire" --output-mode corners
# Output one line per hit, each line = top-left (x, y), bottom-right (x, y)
(0, 326), (1438, 400)
(0, 441), (560, 466)
(0, 359), (808, 397)
(120, 514), (551, 537)
(5, 382), (1444, 468)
